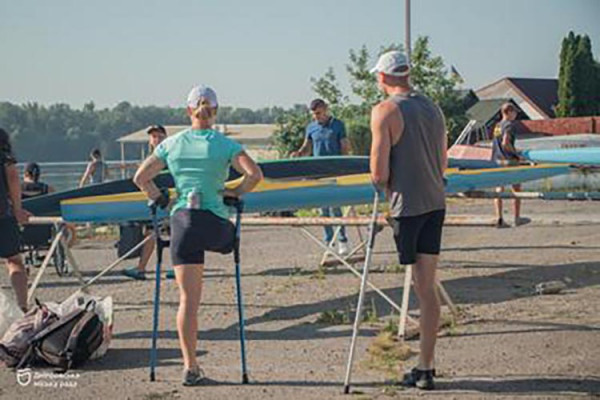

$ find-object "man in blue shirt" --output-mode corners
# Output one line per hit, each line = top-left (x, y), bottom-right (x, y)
(291, 99), (351, 254)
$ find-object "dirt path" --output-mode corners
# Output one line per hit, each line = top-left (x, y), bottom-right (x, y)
(1, 200), (599, 399)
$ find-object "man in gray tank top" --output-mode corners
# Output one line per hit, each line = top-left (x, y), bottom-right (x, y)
(79, 148), (108, 187)
(370, 50), (447, 390)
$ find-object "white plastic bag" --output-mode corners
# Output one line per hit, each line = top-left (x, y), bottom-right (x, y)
(46, 292), (114, 360)
(0, 289), (24, 338)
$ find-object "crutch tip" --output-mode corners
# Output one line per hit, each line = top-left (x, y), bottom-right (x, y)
(242, 374), (249, 384)
(343, 385), (350, 394)
(150, 372), (156, 382)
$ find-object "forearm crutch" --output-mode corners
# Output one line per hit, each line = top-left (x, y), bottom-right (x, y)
(226, 197), (249, 384)
(343, 189), (380, 394)
(149, 201), (168, 382)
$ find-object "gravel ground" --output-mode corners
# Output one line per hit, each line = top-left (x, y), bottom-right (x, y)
(1, 199), (599, 399)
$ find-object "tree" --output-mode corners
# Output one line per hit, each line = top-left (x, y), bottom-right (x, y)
(557, 31), (600, 117)
(283, 36), (468, 156)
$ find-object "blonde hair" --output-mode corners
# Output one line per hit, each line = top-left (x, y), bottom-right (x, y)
(193, 97), (217, 121)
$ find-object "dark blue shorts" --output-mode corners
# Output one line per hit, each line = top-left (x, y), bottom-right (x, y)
(169, 209), (235, 266)
(0, 217), (21, 259)
(392, 209), (445, 265)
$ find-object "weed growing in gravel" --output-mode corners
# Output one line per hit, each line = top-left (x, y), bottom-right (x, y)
(363, 331), (417, 378)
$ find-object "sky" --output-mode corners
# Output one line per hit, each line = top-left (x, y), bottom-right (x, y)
(1, 0), (599, 110)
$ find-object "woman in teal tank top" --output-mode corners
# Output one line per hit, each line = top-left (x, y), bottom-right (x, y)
(134, 85), (263, 385)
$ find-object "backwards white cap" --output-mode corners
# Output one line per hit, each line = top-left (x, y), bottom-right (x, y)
(186, 85), (218, 109)
(370, 51), (410, 77)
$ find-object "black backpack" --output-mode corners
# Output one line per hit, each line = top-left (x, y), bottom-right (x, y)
(18, 301), (104, 371)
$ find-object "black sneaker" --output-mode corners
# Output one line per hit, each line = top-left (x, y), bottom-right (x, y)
(495, 218), (510, 228)
(403, 367), (435, 390)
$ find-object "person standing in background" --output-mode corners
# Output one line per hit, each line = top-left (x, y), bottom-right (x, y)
(0, 128), (32, 312)
(291, 99), (352, 255)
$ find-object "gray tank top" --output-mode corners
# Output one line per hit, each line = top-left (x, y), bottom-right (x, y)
(388, 91), (446, 217)
(90, 160), (106, 184)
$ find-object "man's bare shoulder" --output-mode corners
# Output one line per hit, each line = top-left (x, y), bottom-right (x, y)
(372, 100), (399, 117)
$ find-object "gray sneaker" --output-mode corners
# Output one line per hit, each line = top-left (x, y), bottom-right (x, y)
(182, 366), (206, 386)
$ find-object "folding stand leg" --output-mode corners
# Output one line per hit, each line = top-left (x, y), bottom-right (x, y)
(437, 279), (458, 317)
(343, 191), (380, 394)
(319, 207), (352, 266)
(299, 227), (418, 326)
(398, 265), (413, 339)
(27, 226), (66, 305)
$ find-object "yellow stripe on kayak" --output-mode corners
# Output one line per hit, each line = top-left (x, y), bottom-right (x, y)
(62, 175), (366, 205)
(61, 164), (563, 206)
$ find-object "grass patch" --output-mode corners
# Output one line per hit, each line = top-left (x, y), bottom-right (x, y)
(383, 264), (405, 274)
(294, 208), (321, 217)
(316, 308), (351, 325)
(363, 331), (417, 378)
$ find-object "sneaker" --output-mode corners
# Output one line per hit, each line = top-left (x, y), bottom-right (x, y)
(338, 241), (350, 256)
(165, 269), (176, 280)
(402, 367), (435, 390)
(182, 366), (206, 386)
(495, 218), (510, 229)
(514, 216), (531, 227)
(122, 267), (146, 281)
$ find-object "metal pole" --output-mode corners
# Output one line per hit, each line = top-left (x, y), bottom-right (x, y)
(405, 0), (411, 64)
(343, 190), (380, 394)
(149, 206), (163, 382)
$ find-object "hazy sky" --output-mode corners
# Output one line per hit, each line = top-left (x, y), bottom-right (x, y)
(1, 0), (598, 109)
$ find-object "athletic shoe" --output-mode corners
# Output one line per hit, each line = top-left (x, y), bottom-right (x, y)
(165, 269), (176, 280)
(182, 366), (206, 386)
(122, 267), (146, 281)
(514, 216), (531, 227)
(402, 367), (435, 390)
(338, 241), (350, 256)
(495, 218), (510, 228)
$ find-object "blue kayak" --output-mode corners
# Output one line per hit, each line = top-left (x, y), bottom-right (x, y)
(60, 164), (571, 223)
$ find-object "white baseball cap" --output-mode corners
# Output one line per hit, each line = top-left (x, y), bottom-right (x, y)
(370, 51), (410, 77)
(186, 85), (218, 109)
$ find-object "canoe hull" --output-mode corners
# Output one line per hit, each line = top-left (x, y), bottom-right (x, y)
(61, 164), (571, 223)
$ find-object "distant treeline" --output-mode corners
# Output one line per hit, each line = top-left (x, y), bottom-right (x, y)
(0, 101), (304, 162)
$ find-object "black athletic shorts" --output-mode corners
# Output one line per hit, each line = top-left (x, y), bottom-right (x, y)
(170, 209), (235, 266)
(0, 217), (21, 259)
(392, 209), (445, 265)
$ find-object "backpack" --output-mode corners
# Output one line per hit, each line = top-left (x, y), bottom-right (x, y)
(17, 300), (104, 371)
(0, 300), (58, 367)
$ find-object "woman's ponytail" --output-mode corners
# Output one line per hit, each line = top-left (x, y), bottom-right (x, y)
(193, 97), (216, 121)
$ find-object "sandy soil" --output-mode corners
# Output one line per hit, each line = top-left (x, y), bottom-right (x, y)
(1, 199), (599, 399)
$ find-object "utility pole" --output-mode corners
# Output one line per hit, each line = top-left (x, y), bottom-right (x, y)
(405, 0), (411, 65)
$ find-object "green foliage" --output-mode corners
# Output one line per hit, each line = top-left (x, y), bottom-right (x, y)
(274, 36), (468, 155)
(345, 115), (371, 156)
(557, 31), (600, 117)
(0, 102), (297, 162)
(272, 106), (310, 157)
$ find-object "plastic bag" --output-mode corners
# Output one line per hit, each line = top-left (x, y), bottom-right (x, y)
(46, 292), (113, 360)
(0, 290), (24, 338)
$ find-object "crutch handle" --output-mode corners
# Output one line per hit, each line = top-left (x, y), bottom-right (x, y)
(148, 188), (170, 211)
(224, 196), (244, 213)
